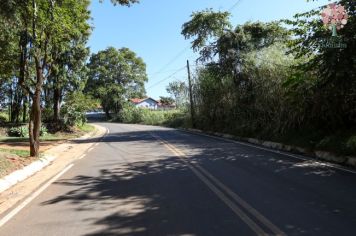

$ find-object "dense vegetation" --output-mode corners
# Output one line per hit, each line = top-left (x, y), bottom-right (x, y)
(0, 0), (141, 156)
(181, 1), (356, 155)
(0, 0), (355, 157)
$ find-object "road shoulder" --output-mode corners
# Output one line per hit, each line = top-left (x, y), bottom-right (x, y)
(0, 124), (107, 218)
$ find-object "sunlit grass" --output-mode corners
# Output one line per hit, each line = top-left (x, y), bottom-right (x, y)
(0, 148), (30, 157)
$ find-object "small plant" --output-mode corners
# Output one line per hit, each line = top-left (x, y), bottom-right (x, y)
(0, 112), (8, 123)
(61, 92), (98, 129)
(7, 126), (29, 137)
(40, 125), (48, 137)
(346, 136), (356, 154)
(7, 125), (48, 137)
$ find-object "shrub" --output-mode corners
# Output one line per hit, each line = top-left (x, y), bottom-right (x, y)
(7, 126), (29, 137)
(7, 125), (48, 137)
(115, 104), (187, 127)
(346, 136), (356, 154)
(0, 112), (8, 124)
(61, 92), (98, 128)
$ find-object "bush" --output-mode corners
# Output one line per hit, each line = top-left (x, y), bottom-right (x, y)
(346, 136), (356, 154)
(7, 126), (28, 137)
(61, 92), (98, 128)
(40, 125), (48, 137)
(114, 105), (187, 127)
(7, 125), (48, 137)
(116, 105), (144, 124)
(0, 112), (8, 124)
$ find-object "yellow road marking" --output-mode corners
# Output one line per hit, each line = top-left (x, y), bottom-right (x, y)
(149, 132), (286, 236)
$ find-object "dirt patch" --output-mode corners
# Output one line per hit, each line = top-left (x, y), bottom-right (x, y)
(0, 141), (66, 151)
(0, 153), (38, 178)
(0, 140), (67, 177)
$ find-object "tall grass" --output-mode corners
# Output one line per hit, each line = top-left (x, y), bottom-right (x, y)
(113, 106), (189, 128)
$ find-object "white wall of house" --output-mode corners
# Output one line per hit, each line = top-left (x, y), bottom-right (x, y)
(135, 99), (158, 110)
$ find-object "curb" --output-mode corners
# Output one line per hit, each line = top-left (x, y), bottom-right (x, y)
(180, 128), (356, 169)
(0, 155), (55, 193)
(0, 125), (100, 194)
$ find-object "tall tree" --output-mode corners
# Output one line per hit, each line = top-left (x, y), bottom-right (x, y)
(166, 80), (187, 108)
(85, 47), (147, 118)
(0, 0), (91, 156)
(286, 0), (355, 128)
(0, 0), (140, 156)
(182, 9), (231, 61)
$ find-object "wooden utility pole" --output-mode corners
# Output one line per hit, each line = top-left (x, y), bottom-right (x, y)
(187, 60), (196, 128)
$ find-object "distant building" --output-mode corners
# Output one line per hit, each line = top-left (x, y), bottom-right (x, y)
(130, 98), (159, 110)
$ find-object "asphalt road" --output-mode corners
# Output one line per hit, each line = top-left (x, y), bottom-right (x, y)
(1, 123), (356, 236)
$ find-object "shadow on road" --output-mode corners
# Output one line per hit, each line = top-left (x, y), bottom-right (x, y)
(42, 127), (356, 236)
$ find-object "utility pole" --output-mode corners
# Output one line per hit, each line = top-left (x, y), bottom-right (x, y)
(187, 60), (196, 128)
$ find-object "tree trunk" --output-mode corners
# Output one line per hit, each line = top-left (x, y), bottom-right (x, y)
(29, 88), (41, 157)
(105, 108), (111, 119)
(22, 95), (27, 123)
(11, 86), (22, 124)
(9, 86), (13, 122)
(29, 59), (43, 157)
(53, 86), (61, 122)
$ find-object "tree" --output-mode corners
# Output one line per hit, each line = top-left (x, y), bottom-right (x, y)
(159, 96), (175, 106)
(182, 9), (231, 61)
(61, 92), (98, 128)
(27, 0), (91, 157)
(101, 0), (139, 6)
(85, 47), (147, 118)
(285, 0), (355, 128)
(0, 0), (139, 157)
(0, 0), (91, 156)
(166, 80), (187, 108)
(46, 35), (90, 124)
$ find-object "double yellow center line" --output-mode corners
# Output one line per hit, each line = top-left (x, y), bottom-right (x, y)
(149, 132), (286, 236)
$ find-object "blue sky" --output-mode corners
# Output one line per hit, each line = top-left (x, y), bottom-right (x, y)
(88, 0), (330, 99)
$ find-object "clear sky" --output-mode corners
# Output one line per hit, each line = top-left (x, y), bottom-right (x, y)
(88, 0), (330, 99)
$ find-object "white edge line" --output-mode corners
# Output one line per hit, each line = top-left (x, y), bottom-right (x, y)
(181, 130), (356, 175)
(77, 154), (86, 160)
(0, 164), (74, 228)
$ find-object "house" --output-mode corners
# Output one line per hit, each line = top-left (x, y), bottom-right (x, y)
(130, 98), (159, 110)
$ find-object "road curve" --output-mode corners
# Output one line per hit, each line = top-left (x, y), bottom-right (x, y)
(0, 123), (356, 236)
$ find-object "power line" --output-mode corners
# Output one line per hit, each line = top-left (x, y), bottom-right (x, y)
(147, 0), (243, 91)
(151, 45), (191, 76)
(228, 0), (243, 12)
(147, 66), (186, 89)
(147, 68), (188, 76)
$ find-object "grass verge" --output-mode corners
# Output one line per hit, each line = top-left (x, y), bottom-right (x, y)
(0, 123), (96, 178)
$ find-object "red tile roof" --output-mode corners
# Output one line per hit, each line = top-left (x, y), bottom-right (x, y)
(130, 98), (145, 104)
(130, 97), (159, 104)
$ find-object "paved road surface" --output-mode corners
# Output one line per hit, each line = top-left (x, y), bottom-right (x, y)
(1, 123), (356, 236)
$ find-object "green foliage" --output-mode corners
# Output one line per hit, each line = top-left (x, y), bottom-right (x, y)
(7, 126), (28, 137)
(116, 105), (144, 124)
(7, 125), (47, 137)
(182, 9), (231, 52)
(100, 0), (139, 6)
(77, 124), (95, 133)
(114, 104), (187, 127)
(166, 80), (188, 108)
(159, 96), (175, 106)
(285, 0), (356, 129)
(0, 112), (8, 123)
(85, 47), (148, 117)
(61, 92), (98, 127)
(346, 136), (356, 154)
(178, 2), (356, 156)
